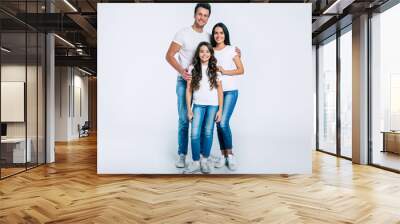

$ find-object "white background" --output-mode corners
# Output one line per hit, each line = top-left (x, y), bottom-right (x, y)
(98, 3), (313, 174)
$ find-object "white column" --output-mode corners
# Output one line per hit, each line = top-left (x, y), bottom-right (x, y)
(352, 14), (369, 164)
(46, 33), (55, 163)
(46, 1), (56, 163)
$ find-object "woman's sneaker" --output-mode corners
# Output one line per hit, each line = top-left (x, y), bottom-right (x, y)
(227, 154), (237, 171)
(175, 154), (186, 168)
(200, 157), (213, 174)
(183, 161), (201, 174)
(214, 156), (226, 168)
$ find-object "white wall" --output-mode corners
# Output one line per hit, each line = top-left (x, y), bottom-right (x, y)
(1, 65), (40, 138)
(98, 3), (313, 174)
(55, 67), (89, 141)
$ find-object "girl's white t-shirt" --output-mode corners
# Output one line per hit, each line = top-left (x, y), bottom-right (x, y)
(214, 45), (241, 91)
(190, 64), (221, 106)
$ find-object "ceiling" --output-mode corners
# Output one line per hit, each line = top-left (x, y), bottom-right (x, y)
(0, 0), (393, 75)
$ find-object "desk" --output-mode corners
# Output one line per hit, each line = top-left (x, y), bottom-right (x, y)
(382, 131), (400, 154)
(1, 138), (32, 163)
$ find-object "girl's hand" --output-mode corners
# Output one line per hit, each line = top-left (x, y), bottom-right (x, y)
(187, 110), (194, 121)
(215, 110), (223, 123)
(217, 66), (225, 74)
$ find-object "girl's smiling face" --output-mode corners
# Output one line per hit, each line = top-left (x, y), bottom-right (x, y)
(199, 45), (211, 63)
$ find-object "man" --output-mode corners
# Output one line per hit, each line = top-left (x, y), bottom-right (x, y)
(165, 3), (212, 168)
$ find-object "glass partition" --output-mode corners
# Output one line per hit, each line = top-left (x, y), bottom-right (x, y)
(0, 1), (46, 179)
(318, 36), (337, 154)
(339, 29), (352, 158)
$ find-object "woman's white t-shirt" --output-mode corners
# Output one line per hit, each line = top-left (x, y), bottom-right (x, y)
(214, 45), (241, 91)
(190, 64), (221, 106)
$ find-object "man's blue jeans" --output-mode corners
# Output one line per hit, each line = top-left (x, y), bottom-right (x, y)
(191, 104), (218, 161)
(217, 90), (238, 150)
(176, 77), (189, 156)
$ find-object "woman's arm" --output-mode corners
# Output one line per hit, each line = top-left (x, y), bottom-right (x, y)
(215, 80), (223, 122)
(186, 80), (193, 121)
(218, 55), (244, 76)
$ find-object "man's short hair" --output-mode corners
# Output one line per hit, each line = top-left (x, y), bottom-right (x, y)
(194, 3), (211, 16)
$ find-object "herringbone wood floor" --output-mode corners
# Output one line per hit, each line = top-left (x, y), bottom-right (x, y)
(1, 134), (400, 223)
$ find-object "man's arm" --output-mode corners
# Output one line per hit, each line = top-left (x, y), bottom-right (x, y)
(165, 42), (191, 80)
(166, 42), (184, 74)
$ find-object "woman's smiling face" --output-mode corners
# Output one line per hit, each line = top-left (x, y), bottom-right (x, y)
(213, 26), (225, 44)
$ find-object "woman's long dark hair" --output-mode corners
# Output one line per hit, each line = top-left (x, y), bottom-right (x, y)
(211, 22), (231, 47)
(191, 42), (218, 91)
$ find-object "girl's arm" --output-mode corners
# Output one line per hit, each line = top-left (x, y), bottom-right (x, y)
(215, 80), (223, 122)
(186, 80), (193, 121)
(218, 55), (244, 76)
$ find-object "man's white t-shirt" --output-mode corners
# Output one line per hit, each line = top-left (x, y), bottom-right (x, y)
(173, 27), (210, 76)
(190, 64), (221, 106)
(214, 45), (241, 91)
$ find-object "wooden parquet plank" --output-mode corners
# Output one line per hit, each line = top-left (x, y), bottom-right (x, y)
(0, 134), (400, 223)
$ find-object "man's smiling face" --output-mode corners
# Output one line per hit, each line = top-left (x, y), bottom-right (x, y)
(194, 7), (210, 28)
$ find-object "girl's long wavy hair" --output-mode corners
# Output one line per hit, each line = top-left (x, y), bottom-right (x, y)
(191, 42), (218, 91)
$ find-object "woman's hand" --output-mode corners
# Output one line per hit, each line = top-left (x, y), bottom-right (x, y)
(215, 110), (223, 123)
(187, 110), (194, 121)
(217, 66), (225, 74)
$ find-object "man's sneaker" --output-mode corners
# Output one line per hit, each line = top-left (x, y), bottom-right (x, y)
(227, 154), (237, 171)
(200, 157), (213, 174)
(214, 155), (226, 168)
(183, 161), (201, 174)
(175, 154), (186, 168)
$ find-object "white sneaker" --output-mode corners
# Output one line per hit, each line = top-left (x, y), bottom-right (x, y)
(200, 157), (213, 174)
(214, 156), (226, 168)
(183, 161), (201, 174)
(175, 154), (186, 168)
(227, 154), (237, 171)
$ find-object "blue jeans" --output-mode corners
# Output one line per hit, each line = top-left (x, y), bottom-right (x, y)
(217, 90), (238, 151)
(191, 104), (218, 161)
(176, 77), (189, 156)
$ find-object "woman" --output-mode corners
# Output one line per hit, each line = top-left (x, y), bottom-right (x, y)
(184, 42), (224, 174)
(211, 22), (244, 171)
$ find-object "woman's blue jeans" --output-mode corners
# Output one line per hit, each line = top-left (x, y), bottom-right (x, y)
(217, 90), (238, 151)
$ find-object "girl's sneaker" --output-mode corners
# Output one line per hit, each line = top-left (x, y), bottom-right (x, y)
(200, 157), (213, 174)
(227, 154), (237, 171)
(214, 156), (226, 168)
(183, 161), (201, 174)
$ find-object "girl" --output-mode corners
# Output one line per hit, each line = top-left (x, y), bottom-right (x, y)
(184, 42), (223, 174)
(211, 23), (245, 171)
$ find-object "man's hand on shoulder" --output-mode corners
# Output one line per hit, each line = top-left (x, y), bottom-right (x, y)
(235, 47), (241, 58)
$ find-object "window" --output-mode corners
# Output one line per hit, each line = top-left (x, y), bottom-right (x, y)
(371, 3), (400, 171)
